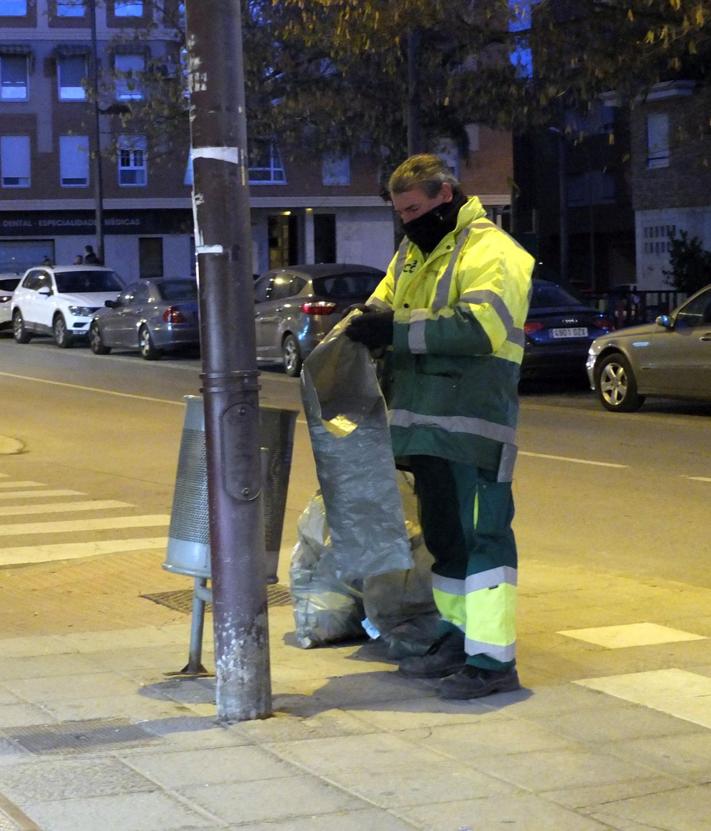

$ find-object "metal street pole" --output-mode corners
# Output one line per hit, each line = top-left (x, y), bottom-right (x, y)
(88, 0), (104, 263)
(550, 126), (569, 284)
(184, 0), (271, 721)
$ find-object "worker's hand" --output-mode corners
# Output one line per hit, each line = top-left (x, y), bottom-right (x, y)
(345, 310), (394, 349)
(341, 303), (371, 319)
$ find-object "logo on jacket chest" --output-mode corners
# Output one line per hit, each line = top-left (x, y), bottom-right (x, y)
(402, 261), (418, 273)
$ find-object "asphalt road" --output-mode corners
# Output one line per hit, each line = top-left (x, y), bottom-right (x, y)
(1, 334), (710, 588)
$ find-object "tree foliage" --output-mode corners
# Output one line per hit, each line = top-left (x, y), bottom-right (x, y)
(105, 0), (710, 165)
(664, 230), (711, 294)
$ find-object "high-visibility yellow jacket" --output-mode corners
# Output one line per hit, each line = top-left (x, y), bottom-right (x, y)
(369, 196), (534, 480)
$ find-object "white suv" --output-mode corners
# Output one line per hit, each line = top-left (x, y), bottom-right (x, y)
(12, 265), (124, 348)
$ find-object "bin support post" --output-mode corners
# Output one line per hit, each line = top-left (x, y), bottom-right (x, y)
(183, 577), (209, 676)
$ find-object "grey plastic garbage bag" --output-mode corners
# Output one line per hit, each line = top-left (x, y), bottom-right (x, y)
(289, 493), (364, 649)
(301, 315), (412, 580)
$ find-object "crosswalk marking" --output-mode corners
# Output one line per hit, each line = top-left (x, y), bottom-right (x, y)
(0, 500), (132, 517)
(576, 669), (711, 730)
(0, 481), (45, 489)
(0, 515), (170, 537)
(0, 489), (85, 501)
(559, 622), (706, 649)
(0, 537), (167, 566)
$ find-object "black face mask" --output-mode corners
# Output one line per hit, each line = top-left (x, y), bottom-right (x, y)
(402, 189), (467, 254)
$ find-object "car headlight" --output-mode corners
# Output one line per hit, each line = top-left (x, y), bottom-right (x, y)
(68, 306), (95, 317)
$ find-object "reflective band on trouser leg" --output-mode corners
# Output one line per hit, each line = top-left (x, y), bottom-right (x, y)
(464, 581), (517, 664)
(432, 574), (466, 632)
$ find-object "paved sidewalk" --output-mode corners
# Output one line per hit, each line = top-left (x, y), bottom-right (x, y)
(2, 546), (711, 831)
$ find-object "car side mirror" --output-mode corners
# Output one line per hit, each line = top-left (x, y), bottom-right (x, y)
(655, 314), (672, 329)
(105, 299), (119, 308)
(37, 287), (52, 297)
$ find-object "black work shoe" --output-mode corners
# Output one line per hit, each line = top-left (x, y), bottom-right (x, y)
(438, 665), (520, 699)
(398, 632), (467, 679)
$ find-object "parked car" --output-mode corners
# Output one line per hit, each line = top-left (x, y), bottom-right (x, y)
(11, 265), (124, 348)
(521, 278), (614, 379)
(587, 282), (711, 412)
(253, 263), (385, 376)
(0, 274), (21, 332)
(89, 277), (199, 360)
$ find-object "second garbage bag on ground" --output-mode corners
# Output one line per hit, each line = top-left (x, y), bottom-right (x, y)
(294, 315), (439, 654)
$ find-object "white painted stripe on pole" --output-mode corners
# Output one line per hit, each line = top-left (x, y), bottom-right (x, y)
(192, 146), (240, 164)
(0, 537), (167, 566)
(519, 451), (628, 469)
(0, 481), (45, 489)
(576, 669), (711, 730)
(685, 476), (711, 483)
(0, 500), (132, 517)
(0, 371), (183, 406)
(196, 244), (224, 254)
(0, 515), (170, 537)
(0, 489), (85, 501)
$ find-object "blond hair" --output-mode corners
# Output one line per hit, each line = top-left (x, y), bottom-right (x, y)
(388, 153), (460, 198)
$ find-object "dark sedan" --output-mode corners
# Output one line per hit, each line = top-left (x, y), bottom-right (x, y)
(89, 277), (199, 360)
(254, 263), (385, 376)
(521, 278), (614, 380)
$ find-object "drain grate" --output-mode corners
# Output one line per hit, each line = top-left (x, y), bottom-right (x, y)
(4, 719), (156, 756)
(142, 583), (291, 614)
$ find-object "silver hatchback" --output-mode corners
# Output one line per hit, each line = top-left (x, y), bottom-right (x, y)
(254, 263), (385, 376)
(587, 282), (711, 411)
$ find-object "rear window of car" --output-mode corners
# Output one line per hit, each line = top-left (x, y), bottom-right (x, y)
(158, 280), (198, 301)
(530, 282), (582, 309)
(55, 271), (123, 293)
(0, 277), (19, 292)
(313, 272), (383, 299)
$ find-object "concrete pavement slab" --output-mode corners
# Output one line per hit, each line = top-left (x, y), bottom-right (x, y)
(179, 775), (367, 825)
(600, 731), (711, 782)
(588, 784), (711, 831)
(230, 808), (419, 830)
(541, 776), (691, 812)
(399, 792), (614, 830)
(20, 791), (220, 831)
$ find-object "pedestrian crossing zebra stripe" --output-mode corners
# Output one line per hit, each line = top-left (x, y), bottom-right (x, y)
(0, 481), (45, 489)
(0, 537), (168, 566)
(0, 489), (86, 501)
(0, 515), (170, 537)
(0, 500), (132, 517)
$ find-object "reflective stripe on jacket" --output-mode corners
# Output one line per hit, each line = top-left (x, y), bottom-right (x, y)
(369, 196), (534, 477)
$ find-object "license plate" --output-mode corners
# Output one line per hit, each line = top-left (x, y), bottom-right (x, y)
(550, 327), (588, 339)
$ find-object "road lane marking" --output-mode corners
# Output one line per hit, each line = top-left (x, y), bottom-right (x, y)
(685, 476), (711, 483)
(0, 371), (183, 406)
(0, 489), (85, 501)
(575, 669), (711, 730)
(559, 623), (706, 649)
(0, 499), (132, 517)
(0, 481), (45, 489)
(519, 451), (628, 469)
(0, 515), (170, 536)
(0, 537), (167, 566)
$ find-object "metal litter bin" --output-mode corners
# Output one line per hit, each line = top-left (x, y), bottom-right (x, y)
(164, 395), (297, 583)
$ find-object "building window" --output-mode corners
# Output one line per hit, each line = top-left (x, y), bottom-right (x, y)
(1, 135), (30, 188)
(139, 237), (163, 278)
(321, 155), (350, 186)
(57, 55), (87, 101)
(249, 140), (286, 184)
(0, 55), (28, 101)
(647, 112), (669, 169)
(115, 53), (144, 100)
(56, 0), (86, 16)
(118, 135), (147, 186)
(114, 0), (143, 16)
(59, 135), (89, 187)
(0, 0), (27, 15)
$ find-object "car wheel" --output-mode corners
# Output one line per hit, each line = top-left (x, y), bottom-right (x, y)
(12, 310), (31, 344)
(53, 314), (73, 348)
(282, 334), (302, 377)
(139, 325), (161, 360)
(89, 322), (111, 355)
(595, 352), (645, 412)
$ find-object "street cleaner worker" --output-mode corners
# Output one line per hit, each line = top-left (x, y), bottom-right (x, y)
(345, 154), (534, 699)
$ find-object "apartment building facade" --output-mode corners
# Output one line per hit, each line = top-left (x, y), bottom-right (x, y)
(0, 0), (515, 282)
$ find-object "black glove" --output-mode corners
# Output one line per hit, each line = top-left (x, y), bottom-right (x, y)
(341, 303), (371, 319)
(345, 310), (394, 349)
